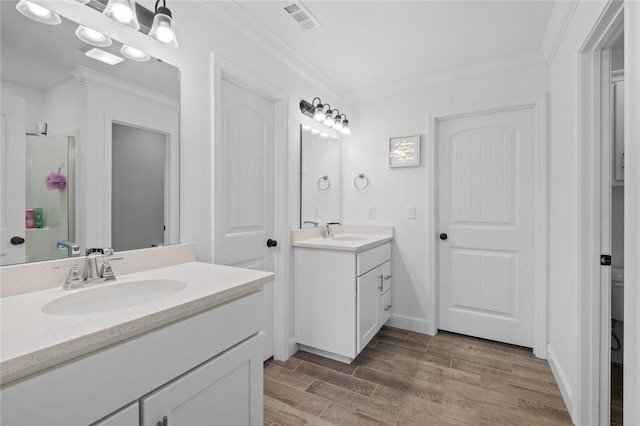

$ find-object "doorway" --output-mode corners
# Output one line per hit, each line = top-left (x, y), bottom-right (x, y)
(111, 123), (167, 251)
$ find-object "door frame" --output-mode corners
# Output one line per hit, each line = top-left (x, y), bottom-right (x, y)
(426, 94), (549, 358)
(212, 55), (289, 361)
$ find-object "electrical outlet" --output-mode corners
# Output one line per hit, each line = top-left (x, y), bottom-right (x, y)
(368, 206), (376, 219)
(407, 205), (416, 219)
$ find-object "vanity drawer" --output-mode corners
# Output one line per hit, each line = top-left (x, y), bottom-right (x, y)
(357, 243), (391, 276)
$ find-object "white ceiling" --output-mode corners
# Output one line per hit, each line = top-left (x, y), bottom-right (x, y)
(232, 1), (555, 93)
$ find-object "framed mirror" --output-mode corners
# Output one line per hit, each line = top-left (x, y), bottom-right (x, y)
(0, 1), (180, 265)
(300, 126), (342, 228)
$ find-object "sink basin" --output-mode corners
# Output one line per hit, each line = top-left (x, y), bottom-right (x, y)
(332, 235), (369, 242)
(42, 280), (187, 315)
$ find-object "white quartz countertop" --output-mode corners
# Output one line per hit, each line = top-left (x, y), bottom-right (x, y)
(291, 229), (393, 252)
(0, 261), (273, 385)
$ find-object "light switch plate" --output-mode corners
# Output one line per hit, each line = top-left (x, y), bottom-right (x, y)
(368, 206), (376, 219)
(407, 205), (416, 219)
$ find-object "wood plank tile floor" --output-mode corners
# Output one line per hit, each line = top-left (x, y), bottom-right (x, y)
(611, 362), (623, 426)
(264, 326), (573, 426)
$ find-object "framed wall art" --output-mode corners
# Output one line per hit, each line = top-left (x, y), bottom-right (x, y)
(389, 135), (420, 167)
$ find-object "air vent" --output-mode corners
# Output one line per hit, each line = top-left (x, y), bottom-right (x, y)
(280, 1), (321, 31)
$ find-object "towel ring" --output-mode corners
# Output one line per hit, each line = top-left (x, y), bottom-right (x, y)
(317, 175), (331, 191)
(354, 173), (369, 190)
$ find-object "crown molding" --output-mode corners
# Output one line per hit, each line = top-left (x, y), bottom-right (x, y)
(70, 67), (179, 108)
(345, 50), (549, 103)
(538, 0), (579, 64)
(198, 0), (345, 102)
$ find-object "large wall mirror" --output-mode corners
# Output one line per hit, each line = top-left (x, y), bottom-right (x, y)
(300, 126), (342, 228)
(0, 1), (180, 266)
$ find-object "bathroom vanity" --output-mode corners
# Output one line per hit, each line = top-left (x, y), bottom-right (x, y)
(292, 226), (393, 363)
(0, 245), (273, 425)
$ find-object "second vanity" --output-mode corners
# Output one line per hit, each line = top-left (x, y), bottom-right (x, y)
(0, 244), (273, 426)
(292, 225), (393, 363)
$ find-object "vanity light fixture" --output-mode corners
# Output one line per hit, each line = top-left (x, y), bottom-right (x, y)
(149, 0), (178, 49)
(84, 48), (125, 65)
(120, 44), (151, 62)
(75, 25), (112, 47)
(299, 97), (351, 136)
(15, 0), (61, 25)
(103, 0), (140, 31)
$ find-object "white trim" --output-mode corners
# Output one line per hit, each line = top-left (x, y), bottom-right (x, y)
(386, 314), (431, 335)
(576, 2), (624, 425)
(427, 94), (549, 357)
(547, 343), (575, 419)
(538, 1), (579, 63)
(624, 3), (640, 424)
(211, 56), (291, 363)
(71, 67), (178, 108)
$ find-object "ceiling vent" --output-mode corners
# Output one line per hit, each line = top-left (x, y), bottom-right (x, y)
(281, 1), (321, 31)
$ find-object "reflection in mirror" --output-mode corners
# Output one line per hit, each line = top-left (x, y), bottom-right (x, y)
(0, 1), (179, 265)
(300, 126), (342, 228)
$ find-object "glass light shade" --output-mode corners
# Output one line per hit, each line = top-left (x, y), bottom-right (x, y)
(333, 117), (343, 132)
(65, 0), (90, 4)
(120, 45), (151, 62)
(103, 0), (140, 31)
(310, 128), (320, 135)
(16, 0), (61, 25)
(149, 12), (178, 49)
(323, 111), (335, 127)
(341, 121), (351, 136)
(313, 106), (325, 122)
(75, 25), (112, 47)
(301, 123), (311, 131)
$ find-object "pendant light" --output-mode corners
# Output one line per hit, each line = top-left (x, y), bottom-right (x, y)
(149, 0), (178, 49)
(121, 45), (151, 62)
(103, 0), (140, 31)
(341, 118), (351, 136)
(75, 25), (112, 47)
(15, 0), (61, 25)
(332, 112), (344, 132)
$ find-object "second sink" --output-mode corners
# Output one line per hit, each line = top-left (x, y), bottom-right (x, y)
(42, 280), (187, 315)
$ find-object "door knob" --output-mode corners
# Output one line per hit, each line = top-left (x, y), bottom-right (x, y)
(266, 239), (278, 248)
(10, 236), (25, 245)
(439, 233), (448, 240)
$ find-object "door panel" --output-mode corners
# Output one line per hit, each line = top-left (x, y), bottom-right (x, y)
(438, 108), (534, 347)
(357, 265), (382, 352)
(216, 78), (276, 360)
(0, 95), (26, 265)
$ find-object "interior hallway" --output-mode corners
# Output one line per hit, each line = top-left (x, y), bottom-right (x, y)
(264, 326), (572, 425)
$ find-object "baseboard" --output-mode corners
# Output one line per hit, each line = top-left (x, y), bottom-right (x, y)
(547, 344), (575, 423)
(386, 313), (432, 335)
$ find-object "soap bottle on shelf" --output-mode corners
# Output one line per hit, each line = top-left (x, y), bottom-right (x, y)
(25, 209), (35, 229)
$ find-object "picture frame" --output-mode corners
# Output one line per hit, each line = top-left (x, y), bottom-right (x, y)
(389, 135), (420, 167)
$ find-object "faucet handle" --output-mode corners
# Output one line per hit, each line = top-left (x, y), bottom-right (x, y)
(62, 265), (84, 290)
(100, 257), (123, 281)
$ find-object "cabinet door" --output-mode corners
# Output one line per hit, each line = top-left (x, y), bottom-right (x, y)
(357, 265), (383, 352)
(91, 402), (139, 426)
(380, 290), (392, 324)
(141, 334), (263, 426)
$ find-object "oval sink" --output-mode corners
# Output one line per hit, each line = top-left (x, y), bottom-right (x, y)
(332, 235), (368, 242)
(42, 280), (187, 315)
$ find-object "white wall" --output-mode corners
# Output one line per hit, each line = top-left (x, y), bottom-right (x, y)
(342, 66), (549, 334)
(1, 81), (44, 134)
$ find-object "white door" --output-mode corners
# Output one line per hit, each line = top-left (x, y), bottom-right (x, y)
(215, 78), (276, 361)
(437, 108), (535, 347)
(0, 95), (26, 265)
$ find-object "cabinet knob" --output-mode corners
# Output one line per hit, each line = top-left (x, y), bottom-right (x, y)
(157, 416), (168, 426)
(384, 305), (392, 311)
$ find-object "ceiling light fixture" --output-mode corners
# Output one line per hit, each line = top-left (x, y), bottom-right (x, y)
(15, 0), (61, 25)
(149, 0), (178, 49)
(299, 98), (351, 136)
(75, 25), (112, 47)
(84, 48), (125, 65)
(103, 0), (140, 30)
(120, 44), (151, 62)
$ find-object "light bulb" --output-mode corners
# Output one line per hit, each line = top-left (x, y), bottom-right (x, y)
(27, 1), (50, 17)
(301, 124), (311, 131)
(156, 23), (174, 43)
(84, 27), (103, 41)
(16, 0), (61, 25)
(333, 117), (343, 132)
(76, 25), (112, 47)
(313, 106), (325, 122)
(112, 3), (133, 23)
(311, 128), (320, 135)
(121, 45), (151, 62)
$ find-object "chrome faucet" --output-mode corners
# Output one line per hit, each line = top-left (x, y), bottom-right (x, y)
(303, 220), (319, 228)
(322, 223), (334, 238)
(62, 248), (122, 290)
(56, 241), (80, 257)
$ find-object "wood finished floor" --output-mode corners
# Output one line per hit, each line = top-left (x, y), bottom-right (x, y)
(263, 326), (573, 426)
(611, 362), (623, 426)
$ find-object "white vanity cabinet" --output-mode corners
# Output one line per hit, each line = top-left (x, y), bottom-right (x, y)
(295, 242), (392, 363)
(1, 291), (264, 426)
